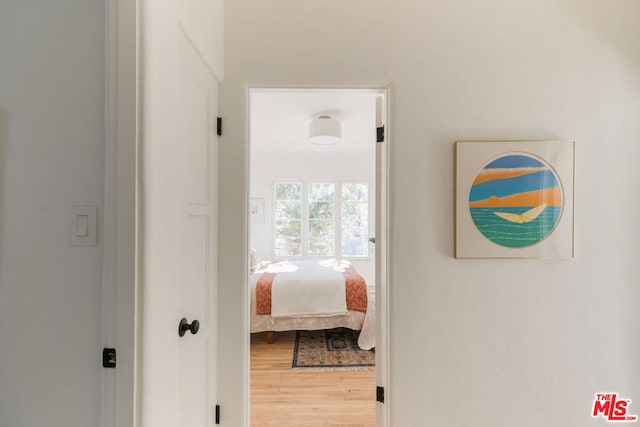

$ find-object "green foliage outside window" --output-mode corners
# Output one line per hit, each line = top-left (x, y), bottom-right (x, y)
(274, 181), (369, 258)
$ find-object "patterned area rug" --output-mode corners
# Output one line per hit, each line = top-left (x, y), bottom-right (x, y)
(292, 328), (375, 371)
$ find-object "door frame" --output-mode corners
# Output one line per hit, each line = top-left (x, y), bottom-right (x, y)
(105, 1), (224, 426)
(246, 87), (391, 426)
(102, 0), (138, 426)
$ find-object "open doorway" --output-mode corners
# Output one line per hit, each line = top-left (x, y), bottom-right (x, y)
(247, 88), (387, 426)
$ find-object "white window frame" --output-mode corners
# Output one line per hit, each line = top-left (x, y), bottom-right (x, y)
(272, 180), (372, 260)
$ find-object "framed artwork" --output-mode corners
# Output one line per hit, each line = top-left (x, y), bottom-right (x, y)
(456, 140), (575, 259)
(250, 198), (265, 223)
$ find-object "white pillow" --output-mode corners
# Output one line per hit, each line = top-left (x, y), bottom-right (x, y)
(249, 248), (262, 273)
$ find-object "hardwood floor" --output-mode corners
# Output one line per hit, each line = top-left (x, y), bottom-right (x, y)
(250, 331), (376, 427)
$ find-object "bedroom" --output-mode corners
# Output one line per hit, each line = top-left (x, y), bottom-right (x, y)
(248, 88), (384, 426)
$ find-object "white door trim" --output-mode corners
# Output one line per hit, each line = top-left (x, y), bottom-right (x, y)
(375, 89), (391, 427)
(102, 0), (138, 426)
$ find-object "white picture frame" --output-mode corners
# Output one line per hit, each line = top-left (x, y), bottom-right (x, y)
(250, 198), (265, 223)
(455, 140), (575, 259)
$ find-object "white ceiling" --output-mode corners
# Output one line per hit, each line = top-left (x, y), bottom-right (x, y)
(250, 89), (379, 154)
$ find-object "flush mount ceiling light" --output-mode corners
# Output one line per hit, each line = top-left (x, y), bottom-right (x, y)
(309, 115), (341, 145)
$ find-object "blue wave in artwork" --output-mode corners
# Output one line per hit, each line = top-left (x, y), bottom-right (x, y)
(470, 207), (561, 248)
(485, 155), (545, 169)
(469, 170), (560, 202)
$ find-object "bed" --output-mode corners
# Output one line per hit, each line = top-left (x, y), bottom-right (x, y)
(249, 258), (375, 350)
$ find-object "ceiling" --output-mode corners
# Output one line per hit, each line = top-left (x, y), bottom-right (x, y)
(250, 89), (380, 154)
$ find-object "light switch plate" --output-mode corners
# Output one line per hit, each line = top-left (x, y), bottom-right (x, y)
(71, 206), (97, 246)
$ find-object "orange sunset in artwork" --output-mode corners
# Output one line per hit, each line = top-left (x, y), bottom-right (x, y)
(468, 154), (564, 248)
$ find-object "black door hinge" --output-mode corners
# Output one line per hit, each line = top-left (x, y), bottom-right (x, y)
(217, 117), (222, 136)
(376, 386), (384, 403)
(215, 404), (220, 424)
(102, 348), (116, 368)
(376, 125), (384, 143)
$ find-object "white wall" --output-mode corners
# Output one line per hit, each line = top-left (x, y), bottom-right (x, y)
(250, 150), (376, 284)
(0, 1), (105, 426)
(220, 1), (640, 426)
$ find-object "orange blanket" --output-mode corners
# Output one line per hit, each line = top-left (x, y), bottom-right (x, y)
(256, 263), (368, 315)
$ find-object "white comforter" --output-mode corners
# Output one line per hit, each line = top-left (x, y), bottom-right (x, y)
(270, 260), (347, 317)
(249, 259), (375, 350)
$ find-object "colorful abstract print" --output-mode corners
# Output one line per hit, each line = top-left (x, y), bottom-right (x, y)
(468, 154), (563, 248)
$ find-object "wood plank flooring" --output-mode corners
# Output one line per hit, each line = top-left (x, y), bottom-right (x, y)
(250, 331), (376, 427)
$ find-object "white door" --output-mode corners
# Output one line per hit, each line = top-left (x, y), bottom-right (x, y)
(176, 33), (219, 427)
(137, 2), (220, 425)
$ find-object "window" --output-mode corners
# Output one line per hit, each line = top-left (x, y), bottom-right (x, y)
(274, 182), (303, 257)
(341, 182), (369, 257)
(308, 183), (335, 257)
(274, 181), (370, 258)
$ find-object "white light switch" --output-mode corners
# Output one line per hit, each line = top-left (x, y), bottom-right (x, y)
(71, 206), (97, 246)
(76, 215), (89, 237)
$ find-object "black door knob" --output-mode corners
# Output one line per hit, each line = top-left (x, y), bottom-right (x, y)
(178, 317), (200, 337)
